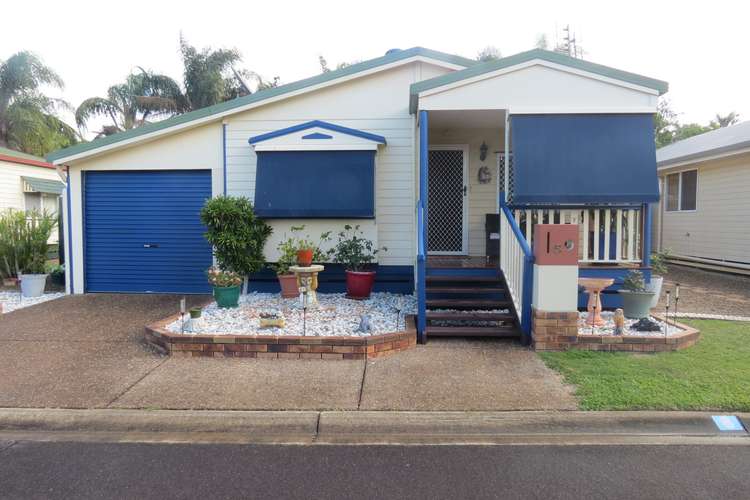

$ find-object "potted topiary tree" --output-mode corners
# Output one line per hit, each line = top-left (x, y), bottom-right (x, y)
(18, 210), (57, 298)
(330, 225), (386, 299)
(200, 196), (272, 308)
(617, 270), (656, 319)
(646, 249), (670, 308)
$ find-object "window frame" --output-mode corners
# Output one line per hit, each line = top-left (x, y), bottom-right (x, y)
(664, 169), (698, 213)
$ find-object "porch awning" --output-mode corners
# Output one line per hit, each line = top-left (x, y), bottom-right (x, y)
(21, 176), (64, 195)
(510, 114), (659, 204)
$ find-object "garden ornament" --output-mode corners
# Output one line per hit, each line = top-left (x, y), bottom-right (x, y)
(357, 314), (373, 333)
(632, 317), (661, 332)
(613, 308), (625, 335)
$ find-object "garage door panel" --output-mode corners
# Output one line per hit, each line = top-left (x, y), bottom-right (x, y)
(84, 170), (213, 293)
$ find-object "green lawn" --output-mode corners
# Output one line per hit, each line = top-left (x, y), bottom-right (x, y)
(539, 320), (750, 411)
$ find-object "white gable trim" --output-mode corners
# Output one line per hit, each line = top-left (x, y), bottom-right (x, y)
(54, 56), (462, 165)
(252, 126), (382, 151)
(417, 59), (661, 101)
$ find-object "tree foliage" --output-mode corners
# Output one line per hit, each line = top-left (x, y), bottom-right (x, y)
(655, 99), (741, 148)
(0, 51), (78, 156)
(199, 196), (272, 276)
(476, 46), (502, 62)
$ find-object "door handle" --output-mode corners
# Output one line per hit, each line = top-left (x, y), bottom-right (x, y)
(463, 186), (468, 196)
(143, 243), (159, 248)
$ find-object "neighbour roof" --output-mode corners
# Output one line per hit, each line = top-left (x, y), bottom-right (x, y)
(657, 121), (750, 168)
(21, 176), (65, 195)
(409, 49), (669, 113)
(47, 47), (476, 163)
(248, 120), (387, 145)
(0, 146), (55, 169)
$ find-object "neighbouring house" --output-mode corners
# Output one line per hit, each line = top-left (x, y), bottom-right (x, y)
(654, 121), (750, 275)
(0, 146), (64, 244)
(48, 47), (666, 343)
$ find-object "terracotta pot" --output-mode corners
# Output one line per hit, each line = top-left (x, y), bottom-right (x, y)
(296, 248), (314, 266)
(278, 273), (300, 298)
(2, 277), (19, 287)
(345, 270), (376, 300)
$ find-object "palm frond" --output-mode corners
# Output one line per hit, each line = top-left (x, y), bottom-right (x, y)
(75, 97), (120, 129)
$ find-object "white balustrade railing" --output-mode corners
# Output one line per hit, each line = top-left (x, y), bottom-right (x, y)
(500, 204), (533, 340)
(511, 206), (642, 264)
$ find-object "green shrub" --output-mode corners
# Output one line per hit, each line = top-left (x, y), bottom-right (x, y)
(272, 225), (331, 275)
(329, 224), (386, 272)
(650, 249), (670, 275)
(200, 196), (272, 276)
(622, 270), (646, 292)
(0, 209), (57, 277)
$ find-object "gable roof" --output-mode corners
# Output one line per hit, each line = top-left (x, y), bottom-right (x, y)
(248, 120), (387, 145)
(657, 120), (750, 168)
(409, 49), (669, 113)
(0, 146), (55, 169)
(48, 47), (475, 164)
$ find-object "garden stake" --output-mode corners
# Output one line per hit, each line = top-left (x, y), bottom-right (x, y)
(180, 297), (186, 334)
(395, 308), (401, 331)
(591, 300), (596, 335)
(664, 290), (670, 336)
(674, 283), (680, 325)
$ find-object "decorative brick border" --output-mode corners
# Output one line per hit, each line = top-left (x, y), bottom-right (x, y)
(532, 309), (700, 352)
(145, 314), (416, 360)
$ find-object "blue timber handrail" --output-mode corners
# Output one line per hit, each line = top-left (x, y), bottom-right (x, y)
(499, 197), (534, 344)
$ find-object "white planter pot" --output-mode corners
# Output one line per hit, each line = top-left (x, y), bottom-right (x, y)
(645, 275), (664, 308)
(20, 274), (48, 298)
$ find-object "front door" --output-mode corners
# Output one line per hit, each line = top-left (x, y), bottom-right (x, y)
(427, 146), (468, 254)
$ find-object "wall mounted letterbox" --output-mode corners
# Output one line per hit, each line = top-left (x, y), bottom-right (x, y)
(533, 224), (579, 266)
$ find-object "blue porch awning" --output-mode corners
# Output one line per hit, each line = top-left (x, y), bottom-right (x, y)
(510, 114), (659, 204)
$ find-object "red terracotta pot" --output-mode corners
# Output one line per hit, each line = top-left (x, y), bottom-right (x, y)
(2, 277), (19, 288)
(345, 270), (376, 299)
(296, 249), (314, 267)
(278, 274), (300, 298)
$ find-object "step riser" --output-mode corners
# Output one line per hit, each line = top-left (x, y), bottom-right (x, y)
(426, 268), (499, 278)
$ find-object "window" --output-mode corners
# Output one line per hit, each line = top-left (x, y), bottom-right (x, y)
(665, 170), (697, 212)
(254, 150), (375, 218)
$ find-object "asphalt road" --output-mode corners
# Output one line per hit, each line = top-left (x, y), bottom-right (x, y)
(0, 441), (749, 499)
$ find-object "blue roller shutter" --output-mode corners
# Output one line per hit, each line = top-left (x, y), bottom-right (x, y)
(84, 170), (212, 293)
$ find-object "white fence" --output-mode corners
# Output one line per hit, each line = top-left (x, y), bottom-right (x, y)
(500, 206), (533, 338)
(511, 206), (642, 264)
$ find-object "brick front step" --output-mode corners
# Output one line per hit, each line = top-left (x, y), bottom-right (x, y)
(145, 315), (417, 360)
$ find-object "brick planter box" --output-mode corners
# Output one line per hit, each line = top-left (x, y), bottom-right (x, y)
(145, 314), (416, 360)
(532, 309), (700, 352)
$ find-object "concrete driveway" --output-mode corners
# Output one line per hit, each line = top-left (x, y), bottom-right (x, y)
(0, 295), (576, 411)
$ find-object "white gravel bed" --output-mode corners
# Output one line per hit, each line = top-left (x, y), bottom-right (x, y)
(673, 312), (750, 322)
(0, 291), (65, 314)
(168, 292), (416, 337)
(578, 311), (684, 337)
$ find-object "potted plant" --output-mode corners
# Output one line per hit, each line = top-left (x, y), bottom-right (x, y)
(330, 224), (386, 299)
(0, 209), (25, 288)
(273, 226), (331, 297)
(200, 195), (272, 301)
(292, 226), (331, 267)
(646, 249), (670, 308)
(189, 306), (202, 319)
(617, 270), (656, 319)
(17, 210), (57, 298)
(206, 267), (243, 308)
(48, 263), (65, 287)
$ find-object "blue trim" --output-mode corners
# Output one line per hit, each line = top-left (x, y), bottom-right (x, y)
(248, 265), (414, 294)
(302, 132), (333, 140)
(65, 173), (74, 294)
(222, 123), (227, 195)
(416, 110), (428, 342)
(248, 120), (387, 145)
(642, 203), (652, 271)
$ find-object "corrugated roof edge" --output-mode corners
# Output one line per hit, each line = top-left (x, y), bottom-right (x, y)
(47, 47), (476, 163)
(0, 146), (55, 169)
(657, 138), (750, 169)
(408, 49), (669, 113)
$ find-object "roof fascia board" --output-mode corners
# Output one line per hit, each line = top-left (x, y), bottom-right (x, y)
(0, 153), (54, 169)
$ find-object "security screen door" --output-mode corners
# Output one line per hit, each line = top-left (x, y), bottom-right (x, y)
(427, 147), (467, 254)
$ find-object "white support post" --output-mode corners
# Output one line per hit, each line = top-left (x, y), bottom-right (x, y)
(603, 209), (611, 261)
(615, 209), (623, 261)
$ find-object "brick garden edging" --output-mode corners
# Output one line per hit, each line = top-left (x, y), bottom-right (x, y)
(532, 309), (700, 352)
(145, 314), (416, 360)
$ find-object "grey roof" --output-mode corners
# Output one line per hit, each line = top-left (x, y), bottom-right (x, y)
(657, 121), (750, 168)
(22, 176), (64, 194)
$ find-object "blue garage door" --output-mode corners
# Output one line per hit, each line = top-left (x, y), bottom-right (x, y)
(84, 170), (213, 293)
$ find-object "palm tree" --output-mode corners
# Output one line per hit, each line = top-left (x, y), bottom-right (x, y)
(711, 112), (740, 129)
(0, 51), (78, 156)
(75, 69), (185, 137)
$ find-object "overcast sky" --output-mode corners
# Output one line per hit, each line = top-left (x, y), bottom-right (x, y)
(3, 0), (747, 137)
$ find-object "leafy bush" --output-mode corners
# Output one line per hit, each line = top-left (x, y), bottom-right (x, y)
(622, 270), (646, 292)
(0, 209), (57, 277)
(200, 196), (272, 276)
(272, 225), (331, 275)
(650, 249), (670, 276)
(329, 224), (386, 272)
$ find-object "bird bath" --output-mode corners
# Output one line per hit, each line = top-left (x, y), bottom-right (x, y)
(578, 277), (614, 327)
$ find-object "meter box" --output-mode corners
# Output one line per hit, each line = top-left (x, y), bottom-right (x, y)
(533, 224), (578, 266)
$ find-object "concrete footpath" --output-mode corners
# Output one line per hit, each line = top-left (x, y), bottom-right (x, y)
(0, 408), (747, 446)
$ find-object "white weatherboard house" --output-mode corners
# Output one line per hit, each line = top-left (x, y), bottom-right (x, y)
(1, 147), (64, 243)
(48, 47), (667, 343)
(654, 121), (750, 275)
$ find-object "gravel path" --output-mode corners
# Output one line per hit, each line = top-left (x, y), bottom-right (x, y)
(655, 265), (750, 317)
(0, 291), (65, 314)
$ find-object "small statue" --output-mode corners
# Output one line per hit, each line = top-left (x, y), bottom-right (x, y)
(632, 317), (661, 332)
(613, 308), (625, 335)
(357, 314), (372, 333)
